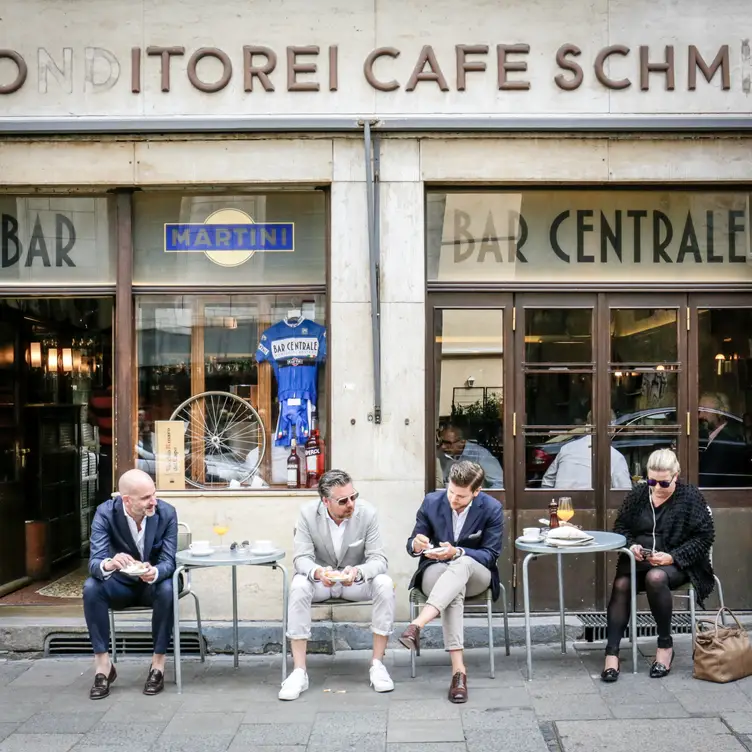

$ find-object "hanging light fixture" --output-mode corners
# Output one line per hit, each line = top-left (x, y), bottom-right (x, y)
(29, 342), (42, 368)
(47, 347), (58, 372)
(715, 353), (725, 376)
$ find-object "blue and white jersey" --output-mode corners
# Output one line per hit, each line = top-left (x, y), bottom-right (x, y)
(256, 318), (327, 403)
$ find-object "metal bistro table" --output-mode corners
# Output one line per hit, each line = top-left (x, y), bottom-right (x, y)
(172, 547), (289, 693)
(515, 531), (637, 680)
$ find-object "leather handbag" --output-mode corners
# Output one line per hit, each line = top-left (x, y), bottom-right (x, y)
(693, 607), (752, 683)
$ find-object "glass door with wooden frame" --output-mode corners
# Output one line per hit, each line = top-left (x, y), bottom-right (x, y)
(688, 294), (752, 609)
(427, 294), (513, 603)
(513, 293), (600, 611)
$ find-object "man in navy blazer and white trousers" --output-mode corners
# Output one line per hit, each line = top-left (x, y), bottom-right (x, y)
(400, 461), (503, 703)
(83, 468), (178, 700)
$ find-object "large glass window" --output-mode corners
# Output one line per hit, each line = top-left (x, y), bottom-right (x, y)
(434, 309), (504, 490)
(133, 191), (326, 286)
(136, 295), (327, 491)
(697, 308), (752, 487)
(0, 195), (116, 285)
(427, 190), (752, 284)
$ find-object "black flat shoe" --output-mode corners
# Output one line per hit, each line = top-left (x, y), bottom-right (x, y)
(89, 664), (117, 700)
(649, 649), (674, 679)
(600, 659), (620, 683)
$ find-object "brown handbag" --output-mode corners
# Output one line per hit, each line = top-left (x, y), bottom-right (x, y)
(693, 607), (752, 683)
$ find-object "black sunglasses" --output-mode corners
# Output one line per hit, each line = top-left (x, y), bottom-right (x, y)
(230, 540), (250, 552)
(647, 477), (675, 489)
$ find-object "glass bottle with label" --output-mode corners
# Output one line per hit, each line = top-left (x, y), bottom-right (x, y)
(287, 439), (301, 489)
(305, 427), (323, 488)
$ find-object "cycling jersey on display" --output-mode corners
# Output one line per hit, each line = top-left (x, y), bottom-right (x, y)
(275, 398), (313, 446)
(256, 318), (327, 403)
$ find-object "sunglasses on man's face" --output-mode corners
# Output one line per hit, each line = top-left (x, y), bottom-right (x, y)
(330, 492), (359, 507)
(647, 477), (675, 489)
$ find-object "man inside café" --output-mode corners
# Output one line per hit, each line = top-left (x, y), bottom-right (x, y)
(279, 468), (396, 700)
(83, 468), (178, 699)
(400, 460), (503, 703)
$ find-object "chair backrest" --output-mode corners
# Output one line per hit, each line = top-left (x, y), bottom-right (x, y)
(177, 521), (191, 552)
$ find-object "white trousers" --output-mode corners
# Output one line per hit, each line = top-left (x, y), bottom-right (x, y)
(286, 572), (395, 640)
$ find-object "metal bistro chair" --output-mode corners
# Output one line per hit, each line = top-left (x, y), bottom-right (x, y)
(673, 505), (725, 646)
(408, 582), (510, 679)
(108, 521), (206, 668)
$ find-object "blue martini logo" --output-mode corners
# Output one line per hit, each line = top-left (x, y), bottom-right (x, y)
(164, 208), (294, 267)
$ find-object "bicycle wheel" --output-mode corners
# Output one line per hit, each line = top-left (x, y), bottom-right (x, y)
(169, 391), (266, 489)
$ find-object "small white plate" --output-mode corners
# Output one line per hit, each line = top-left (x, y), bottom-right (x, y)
(189, 548), (214, 557)
(517, 536), (543, 544)
(121, 566), (150, 577)
(249, 548), (277, 556)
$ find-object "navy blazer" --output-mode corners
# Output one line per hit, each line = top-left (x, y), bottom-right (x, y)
(88, 497), (178, 585)
(406, 490), (503, 601)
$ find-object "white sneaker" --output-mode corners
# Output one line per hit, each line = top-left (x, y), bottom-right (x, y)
(369, 659), (394, 693)
(278, 668), (309, 701)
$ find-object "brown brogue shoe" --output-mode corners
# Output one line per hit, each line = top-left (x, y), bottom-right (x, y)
(398, 624), (421, 656)
(448, 671), (468, 703)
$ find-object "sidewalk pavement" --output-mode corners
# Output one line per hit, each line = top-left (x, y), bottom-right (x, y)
(1, 636), (752, 752)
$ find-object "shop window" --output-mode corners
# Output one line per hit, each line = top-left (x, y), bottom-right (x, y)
(133, 191), (326, 286)
(136, 294), (327, 491)
(697, 309), (752, 488)
(427, 190), (752, 284)
(434, 309), (504, 490)
(0, 195), (116, 285)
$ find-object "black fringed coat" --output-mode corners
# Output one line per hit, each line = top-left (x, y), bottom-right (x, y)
(613, 482), (716, 606)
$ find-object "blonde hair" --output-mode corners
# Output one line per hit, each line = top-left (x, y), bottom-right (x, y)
(646, 448), (680, 476)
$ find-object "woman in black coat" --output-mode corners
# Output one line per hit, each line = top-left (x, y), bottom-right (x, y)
(601, 448), (715, 683)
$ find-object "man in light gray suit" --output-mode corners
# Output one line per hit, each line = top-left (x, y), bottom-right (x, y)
(279, 469), (395, 700)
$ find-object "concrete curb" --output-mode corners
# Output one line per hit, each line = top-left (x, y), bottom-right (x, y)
(3, 612), (750, 656)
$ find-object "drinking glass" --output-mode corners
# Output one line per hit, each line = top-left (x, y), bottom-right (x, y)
(212, 511), (230, 546)
(557, 497), (574, 523)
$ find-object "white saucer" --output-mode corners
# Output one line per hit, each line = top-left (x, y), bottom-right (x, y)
(189, 548), (214, 556)
(517, 536), (543, 544)
(249, 548), (277, 556)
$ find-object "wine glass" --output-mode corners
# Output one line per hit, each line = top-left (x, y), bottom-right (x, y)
(212, 511), (230, 547)
(557, 497), (574, 524)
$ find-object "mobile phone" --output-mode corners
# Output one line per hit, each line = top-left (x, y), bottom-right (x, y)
(640, 547), (655, 557)
(424, 546), (448, 555)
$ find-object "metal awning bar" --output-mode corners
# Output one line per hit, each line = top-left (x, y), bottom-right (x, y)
(1, 114), (752, 135)
(362, 120), (382, 425)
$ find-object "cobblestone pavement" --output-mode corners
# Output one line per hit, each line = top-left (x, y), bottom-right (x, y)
(2, 637), (752, 751)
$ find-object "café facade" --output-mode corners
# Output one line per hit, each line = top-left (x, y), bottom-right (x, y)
(0, 0), (751, 634)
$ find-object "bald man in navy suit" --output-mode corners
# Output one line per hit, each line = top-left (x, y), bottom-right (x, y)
(83, 469), (178, 700)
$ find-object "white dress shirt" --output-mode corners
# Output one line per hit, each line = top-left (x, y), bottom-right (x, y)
(452, 502), (472, 541)
(102, 508), (158, 582)
(541, 436), (632, 490)
(326, 514), (348, 558)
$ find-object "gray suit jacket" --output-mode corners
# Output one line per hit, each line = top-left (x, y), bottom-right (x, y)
(293, 499), (388, 582)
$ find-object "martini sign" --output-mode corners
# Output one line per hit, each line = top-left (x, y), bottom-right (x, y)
(164, 208), (294, 267)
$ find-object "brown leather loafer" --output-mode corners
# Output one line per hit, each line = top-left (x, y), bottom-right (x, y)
(448, 671), (468, 703)
(398, 624), (421, 656)
(89, 664), (117, 700)
(143, 667), (165, 696)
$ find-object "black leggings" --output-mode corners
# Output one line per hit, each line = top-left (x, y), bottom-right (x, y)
(605, 564), (688, 656)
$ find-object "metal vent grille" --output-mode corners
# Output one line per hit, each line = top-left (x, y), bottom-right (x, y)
(45, 632), (203, 657)
(575, 612), (694, 642)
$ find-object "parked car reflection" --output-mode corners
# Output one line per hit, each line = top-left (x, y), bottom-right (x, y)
(528, 407), (752, 488)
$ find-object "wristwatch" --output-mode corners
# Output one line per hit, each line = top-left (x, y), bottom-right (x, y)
(452, 548), (464, 560)
(354, 568), (364, 582)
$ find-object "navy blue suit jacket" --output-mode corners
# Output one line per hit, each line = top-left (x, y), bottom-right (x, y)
(88, 497), (178, 586)
(406, 490), (504, 601)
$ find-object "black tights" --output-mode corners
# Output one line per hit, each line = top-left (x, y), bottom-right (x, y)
(605, 565), (688, 656)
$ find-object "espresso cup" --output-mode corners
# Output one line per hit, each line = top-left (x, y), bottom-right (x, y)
(521, 527), (540, 540)
(253, 539), (274, 551)
(190, 540), (211, 551)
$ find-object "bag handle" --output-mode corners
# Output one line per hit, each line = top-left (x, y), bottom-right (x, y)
(714, 607), (742, 631)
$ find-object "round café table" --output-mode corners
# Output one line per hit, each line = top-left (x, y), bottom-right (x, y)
(515, 531), (637, 680)
(172, 546), (289, 693)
